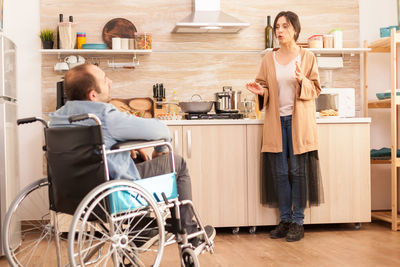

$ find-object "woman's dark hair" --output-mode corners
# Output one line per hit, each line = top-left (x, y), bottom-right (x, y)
(273, 11), (301, 41)
(64, 63), (100, 100)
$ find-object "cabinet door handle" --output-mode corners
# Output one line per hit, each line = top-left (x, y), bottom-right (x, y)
(187, 129), (191, 159)
(174, 130), (179, 152)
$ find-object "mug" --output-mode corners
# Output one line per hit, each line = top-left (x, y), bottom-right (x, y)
(77, 55), (85, 63)
(54, 62), (69, 72)
(112, 37), (121, 50)
(64, 55), (78, 64)
(121, 38), (129, 50)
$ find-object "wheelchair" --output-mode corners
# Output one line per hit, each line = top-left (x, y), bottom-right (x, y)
(2, 113), (215, 267)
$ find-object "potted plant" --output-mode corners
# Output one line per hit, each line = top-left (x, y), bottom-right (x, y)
(39, 29), (54, 49)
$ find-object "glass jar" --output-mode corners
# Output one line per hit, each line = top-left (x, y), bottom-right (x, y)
(134, 32), (152, 50)
(323, 34), (334, 48)
(308, 35), (323, 48)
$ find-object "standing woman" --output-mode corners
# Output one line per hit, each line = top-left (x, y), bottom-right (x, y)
(246, 11), (323, 242)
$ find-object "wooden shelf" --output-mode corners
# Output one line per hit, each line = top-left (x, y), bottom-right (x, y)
(371, 158), (400, 166)
(368, 96), (400, 108)
(369, 32), (400, 53)
(372, 211), (400, 226)
(371, 159), (391, 164)
(40, 49), (152, 55)
(365, 28), (400, 231)
(261, 47), (370, 55)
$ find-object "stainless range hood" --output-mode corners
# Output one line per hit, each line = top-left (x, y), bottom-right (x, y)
(172, 0), (250, 33)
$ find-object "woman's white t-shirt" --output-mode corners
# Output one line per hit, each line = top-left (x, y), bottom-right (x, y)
(273, 51), (301, 116)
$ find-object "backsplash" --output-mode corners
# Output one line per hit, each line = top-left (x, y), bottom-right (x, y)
(40, 0), (361, 114)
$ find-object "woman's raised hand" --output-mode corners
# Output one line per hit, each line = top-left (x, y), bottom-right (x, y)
(246, 82), (264, 96)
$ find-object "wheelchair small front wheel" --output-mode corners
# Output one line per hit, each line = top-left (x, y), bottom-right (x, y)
(68, 179), (166, 267)
(181, 248), (200, 267)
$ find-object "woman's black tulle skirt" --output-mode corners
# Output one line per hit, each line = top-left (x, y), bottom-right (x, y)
(261, 150), (324, 207)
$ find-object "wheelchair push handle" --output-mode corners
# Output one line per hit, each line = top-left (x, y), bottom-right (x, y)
(68, 113), (102, 126)
(17, 117), (48, 128)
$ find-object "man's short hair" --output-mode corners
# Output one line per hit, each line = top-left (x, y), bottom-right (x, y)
(64, 64), (100, 100)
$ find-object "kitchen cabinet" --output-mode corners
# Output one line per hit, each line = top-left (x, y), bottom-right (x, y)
(364, 28), (400, 231)
(246, 124), (279, 226)
(169, 120), (370, 229)
(311, 123), (371, 224)
(168, 125), (248, 227)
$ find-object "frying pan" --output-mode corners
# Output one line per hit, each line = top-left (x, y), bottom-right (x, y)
(160, 94), (215, 114)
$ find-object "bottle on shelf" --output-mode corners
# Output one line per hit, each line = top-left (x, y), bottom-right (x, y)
(57, 14), (63, 49)
(168, 91), (181, 115)
(265, 15), (274, 49)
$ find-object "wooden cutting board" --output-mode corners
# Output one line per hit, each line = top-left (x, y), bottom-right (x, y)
(102, 18), (137, 48)
(110, 98), (154, 118)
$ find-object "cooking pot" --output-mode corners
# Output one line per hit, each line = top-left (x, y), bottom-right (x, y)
(215, 86), (241, 113)
(160, 94), (214, 114)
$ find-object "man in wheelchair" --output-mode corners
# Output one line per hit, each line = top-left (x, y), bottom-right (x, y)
(49, 63), (215, 247)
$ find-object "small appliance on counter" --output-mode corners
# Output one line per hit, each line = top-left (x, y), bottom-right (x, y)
(316, 88), (355, 117)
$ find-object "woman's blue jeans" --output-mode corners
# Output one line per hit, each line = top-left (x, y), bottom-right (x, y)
(271, 115), (306, 225)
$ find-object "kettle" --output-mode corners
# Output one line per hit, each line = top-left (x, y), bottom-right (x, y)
(215, 86), (242, 113)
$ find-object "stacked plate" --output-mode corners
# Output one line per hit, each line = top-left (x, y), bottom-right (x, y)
(82, 43), (108, 49)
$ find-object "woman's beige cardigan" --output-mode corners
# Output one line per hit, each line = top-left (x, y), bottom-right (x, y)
(256, 47), (322, 155)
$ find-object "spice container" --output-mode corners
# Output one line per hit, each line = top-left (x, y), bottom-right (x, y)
(134, 32), (152, 50)
(329, 28), (343, 48)
(323, 34), (334, 48)
(308, 35), (323, 48)
(76, 32), (86, 49)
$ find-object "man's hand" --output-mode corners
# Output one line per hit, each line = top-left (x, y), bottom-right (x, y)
(246, 82), (264, 96)
(130, 149), (149, 161)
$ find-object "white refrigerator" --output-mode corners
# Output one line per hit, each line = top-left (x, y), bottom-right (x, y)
(0, 33), (19, 256)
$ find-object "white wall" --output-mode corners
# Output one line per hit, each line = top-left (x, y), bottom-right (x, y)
(3, 0), (43, 188)
(359, 0), (397, 210)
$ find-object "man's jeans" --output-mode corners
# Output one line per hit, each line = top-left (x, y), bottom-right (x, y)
(270, 115), (306, 225)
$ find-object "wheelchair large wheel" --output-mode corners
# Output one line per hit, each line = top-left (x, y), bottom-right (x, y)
(68, 179), (166, 267)
(2, 178), (69, 266)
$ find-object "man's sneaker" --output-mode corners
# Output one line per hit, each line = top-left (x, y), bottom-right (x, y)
(270, 221), (290, 239)
(189, 225), (216, 247)
(203, 225), (216, 241)
(286, 223), (304, 242)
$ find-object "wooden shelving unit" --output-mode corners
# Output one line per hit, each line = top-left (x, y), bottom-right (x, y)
(40, 49), (152, 55)
(364, 28), (400, 231)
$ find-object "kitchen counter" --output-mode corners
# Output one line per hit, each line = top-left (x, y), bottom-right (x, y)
(162, 117), (371, 125)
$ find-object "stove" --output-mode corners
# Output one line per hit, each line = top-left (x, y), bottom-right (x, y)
(185, 113), (243, 120)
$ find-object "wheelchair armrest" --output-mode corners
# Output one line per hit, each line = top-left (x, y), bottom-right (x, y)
(111, 139), (167, 151)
